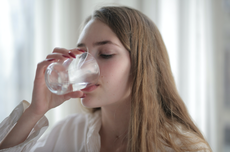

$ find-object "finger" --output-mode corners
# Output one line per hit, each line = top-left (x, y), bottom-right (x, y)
(53, 47), (84, 58)
(35, 59), (56, 80)
(46, 52), (70, 60)
(52, 47), (70, 55)
(64, 91), (84, 99)
(69, 48), (86, 55)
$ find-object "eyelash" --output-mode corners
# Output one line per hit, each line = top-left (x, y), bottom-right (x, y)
(100, 54), (114, 59)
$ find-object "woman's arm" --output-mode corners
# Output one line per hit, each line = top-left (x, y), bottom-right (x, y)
(0, 106), (43, 149)
(0, 48), (84, 150)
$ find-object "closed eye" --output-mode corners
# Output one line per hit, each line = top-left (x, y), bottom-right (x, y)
(100, 54), (114, 59)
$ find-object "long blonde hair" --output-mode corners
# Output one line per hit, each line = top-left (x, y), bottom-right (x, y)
(86, 6), (211, 152)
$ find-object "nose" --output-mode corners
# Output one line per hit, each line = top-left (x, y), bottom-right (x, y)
(85, 47), (97, 59)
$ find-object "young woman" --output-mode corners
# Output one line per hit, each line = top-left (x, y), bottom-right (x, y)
(0, 6), (211, 152)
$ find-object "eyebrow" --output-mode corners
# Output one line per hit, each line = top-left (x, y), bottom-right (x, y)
(77, 40), (120, 48)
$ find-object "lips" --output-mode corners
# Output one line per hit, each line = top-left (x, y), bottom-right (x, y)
(81, 84), (99, 92)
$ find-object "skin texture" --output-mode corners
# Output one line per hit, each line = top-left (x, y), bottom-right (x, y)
(0, 19), (131, 152)
(0, 48), (84, 149)
(77, 19), (131, 152)
(78, 19), (131, 108)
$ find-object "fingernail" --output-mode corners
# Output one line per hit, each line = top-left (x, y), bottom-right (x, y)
(80, 93), (86, 98)
(62, 55), (70, 58)
(77, 49), (85, 53)
(47, 59), (55, 61)
(69, 52), (76, 58)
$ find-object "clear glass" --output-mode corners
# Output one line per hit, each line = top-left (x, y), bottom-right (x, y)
(45, 52), (100, 95)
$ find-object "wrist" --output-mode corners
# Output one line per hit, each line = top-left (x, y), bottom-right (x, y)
(25, 106), (45, 121)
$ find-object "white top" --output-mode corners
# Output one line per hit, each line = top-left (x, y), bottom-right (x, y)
(0, 101), (210, 152)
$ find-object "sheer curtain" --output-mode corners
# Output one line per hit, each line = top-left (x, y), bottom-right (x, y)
(0, 0), (35, 121)
(156, 1), (217, 151)
(0, 0), (218, 151)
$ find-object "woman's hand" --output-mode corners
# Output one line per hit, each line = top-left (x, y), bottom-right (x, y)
(29, 48), (85, 117)
(0, 48), (86, 149)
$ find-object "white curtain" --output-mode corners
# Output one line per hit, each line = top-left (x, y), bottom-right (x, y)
(0, 0), (35, 121)
(156, 1), (217, 151)
(0, 0), (219, 151)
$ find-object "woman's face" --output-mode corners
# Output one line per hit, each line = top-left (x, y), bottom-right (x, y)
(77, 19), (131, 108)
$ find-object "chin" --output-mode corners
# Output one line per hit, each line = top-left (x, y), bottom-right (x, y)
(80, 97), (100, 109)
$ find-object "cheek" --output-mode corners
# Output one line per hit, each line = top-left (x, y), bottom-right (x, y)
(81, 56), (131, 108)
(99, 59), (131, 96)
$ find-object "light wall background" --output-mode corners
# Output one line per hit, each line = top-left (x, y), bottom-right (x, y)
(0, 0), (229, 151)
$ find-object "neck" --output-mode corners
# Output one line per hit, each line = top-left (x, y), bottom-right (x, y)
(99, 98), (131, 151)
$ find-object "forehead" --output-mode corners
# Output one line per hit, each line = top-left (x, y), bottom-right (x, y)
(77, 19), (121, 46)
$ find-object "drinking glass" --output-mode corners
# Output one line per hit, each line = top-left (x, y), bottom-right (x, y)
(45, 52), (100, 95)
